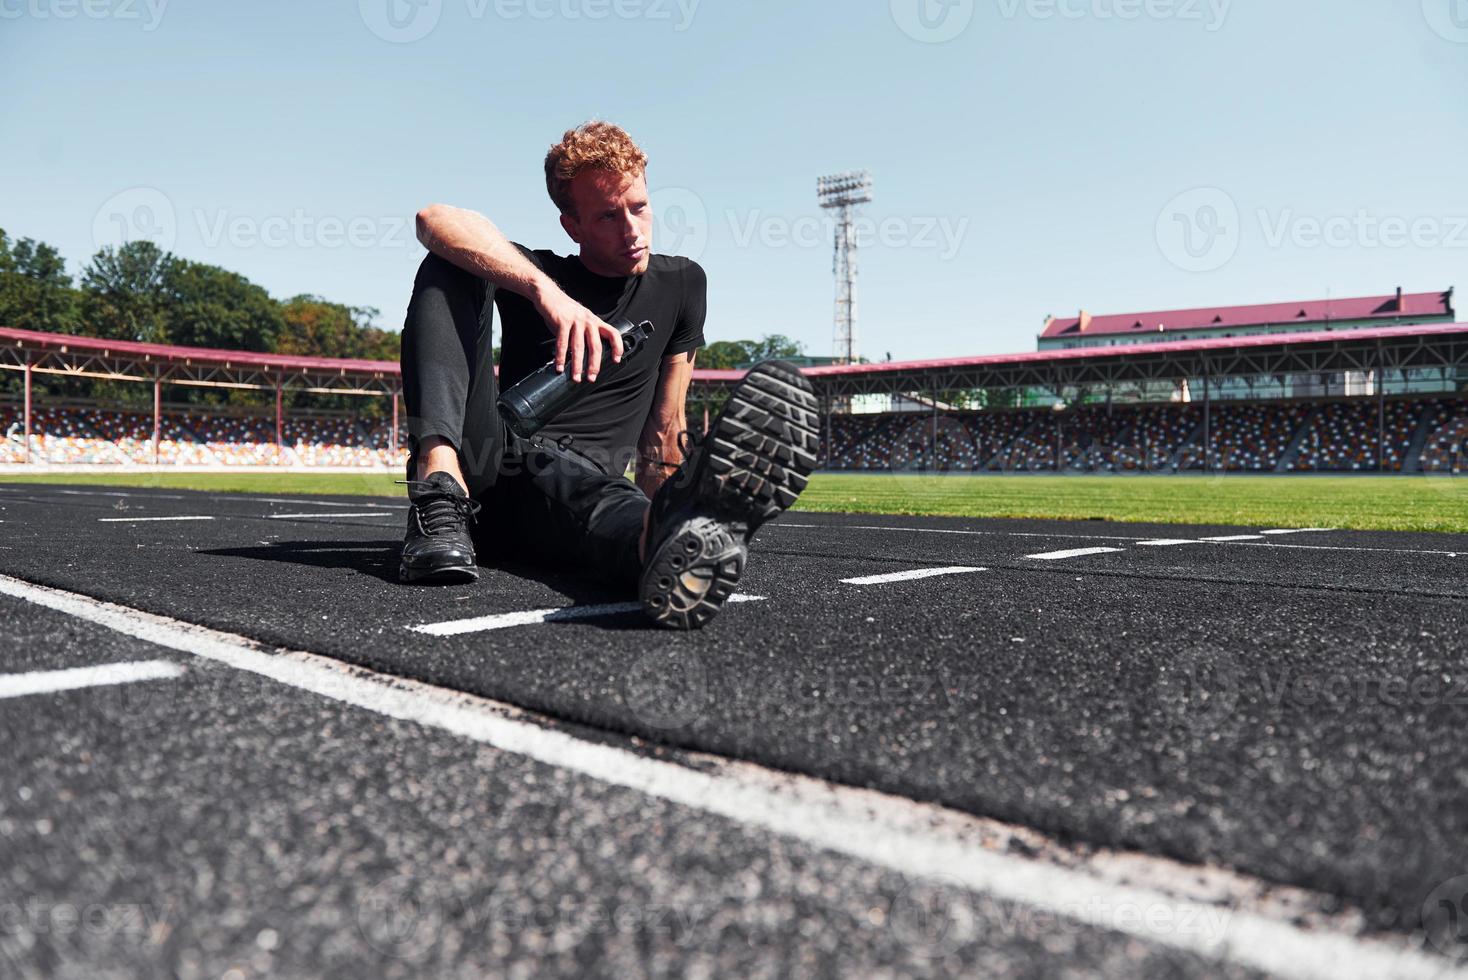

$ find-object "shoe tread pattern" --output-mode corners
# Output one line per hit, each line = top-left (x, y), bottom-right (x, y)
(703, 363), (820, 525)
(640, 517), (747, 630)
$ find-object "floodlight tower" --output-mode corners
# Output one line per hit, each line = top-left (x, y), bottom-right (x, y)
(817, 171), (873, 365)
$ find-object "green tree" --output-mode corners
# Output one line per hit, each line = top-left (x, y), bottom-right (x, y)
(699, 334), (804, 369)
(160, 259), (283, 352)
(79, 240), (172, 343)
(0, 229), (83, 332)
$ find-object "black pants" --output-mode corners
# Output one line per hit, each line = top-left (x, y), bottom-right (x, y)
(399, 257), (648, 593)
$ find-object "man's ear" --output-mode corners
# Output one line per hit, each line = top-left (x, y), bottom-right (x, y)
(559, 212), (581, 245)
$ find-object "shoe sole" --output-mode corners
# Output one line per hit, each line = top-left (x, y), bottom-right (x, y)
(699, 360), (821, 532)
(399, 560), (480, 584)
(640, 517), (747, 630)
(641, 361), (819, 630)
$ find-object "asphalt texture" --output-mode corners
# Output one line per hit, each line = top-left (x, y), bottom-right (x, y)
(0, 481), (1465, 977)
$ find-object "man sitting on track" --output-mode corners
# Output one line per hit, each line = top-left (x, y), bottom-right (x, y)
(397, 120), (819, 629)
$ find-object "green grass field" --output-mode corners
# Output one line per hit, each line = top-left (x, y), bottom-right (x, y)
(4, 470), (1466, 533)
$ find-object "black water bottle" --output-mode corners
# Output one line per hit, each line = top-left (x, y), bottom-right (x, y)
(497, 318), (653, 440)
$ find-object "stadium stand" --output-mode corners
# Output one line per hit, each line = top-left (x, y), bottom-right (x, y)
(3, 397), (1466, 474)
(0, 401), (410, 469)
(819, 398), (1467, 474)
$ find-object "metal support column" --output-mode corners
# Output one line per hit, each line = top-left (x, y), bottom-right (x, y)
(1202, 361), (1212, 475)
(1376, 343), (1386, 472)
(275, 382), (284, 459)
(152, 372), (162, 466)
(390, 389), (400, 454)
(23, 357), (33, 465)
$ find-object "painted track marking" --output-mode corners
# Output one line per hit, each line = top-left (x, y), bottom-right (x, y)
(841, 566), (986, 586)
(0, 571), (1457, 980)
(0, 659), (184, 700)
(97, 515), (216, 523)
(268, 512), (396, 520)
(411, 594), (766, 636)
(1025, 547), (1126, 561)
(1135, 539), (1200, 547)
(1201, 534), (1267, 542)
(772, 523), (1459, 558)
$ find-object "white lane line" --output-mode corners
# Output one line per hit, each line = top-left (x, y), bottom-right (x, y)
(0, 572), (1453, 980)
(411, 594), (767, 636)
(774, 523), (1462, 559)
(1135, 539), (1200, 547)
(0, 660), (184, 700)
(97, 515), (216, 523)
(841, 566), (986, 586)
(269, 512), (397, 520)
(1262, 528), (1337, 535)
(1201, 535), (1266, 542)
(55, 489), (189, 500)
(1025, 547), (1126, 561)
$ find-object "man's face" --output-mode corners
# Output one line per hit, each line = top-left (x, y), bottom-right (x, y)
(560, 169), (653, 277)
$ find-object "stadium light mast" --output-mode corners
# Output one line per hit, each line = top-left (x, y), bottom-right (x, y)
(817, 171), (873, 365)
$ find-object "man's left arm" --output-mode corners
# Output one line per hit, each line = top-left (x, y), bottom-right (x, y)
(636, 350), (696, 497)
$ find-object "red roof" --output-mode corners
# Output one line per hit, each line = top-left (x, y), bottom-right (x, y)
(803, 321), (1468, 377)
(0, 325), (398, 375)
(1039, 289), (1454, 341)
(6, 321), (1466, 385)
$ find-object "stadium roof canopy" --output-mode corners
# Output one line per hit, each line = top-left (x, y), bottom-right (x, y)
(4, 321), (1467, 401)
(1039, 288), (1454, 341)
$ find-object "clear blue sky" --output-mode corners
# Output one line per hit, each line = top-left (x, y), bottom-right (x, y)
(3, 0), (1465, 359)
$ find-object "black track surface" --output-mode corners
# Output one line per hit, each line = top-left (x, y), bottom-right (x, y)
(1, 481), (1465, 976)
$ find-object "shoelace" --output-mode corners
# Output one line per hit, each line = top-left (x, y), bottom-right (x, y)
(677, 429), (702, 460)
(402, 480), (481, 535)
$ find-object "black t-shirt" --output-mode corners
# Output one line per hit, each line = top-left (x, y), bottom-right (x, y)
(494, 245), (706, 474)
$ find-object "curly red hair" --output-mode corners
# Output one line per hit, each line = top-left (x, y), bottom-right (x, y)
(544, 120), (648, 218)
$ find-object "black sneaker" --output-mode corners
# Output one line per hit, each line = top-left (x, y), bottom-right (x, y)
(640, 359), (820, 629)
(399, 472), (481, 583)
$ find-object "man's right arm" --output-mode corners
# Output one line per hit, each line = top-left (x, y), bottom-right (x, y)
(415, 203), (622, 381)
